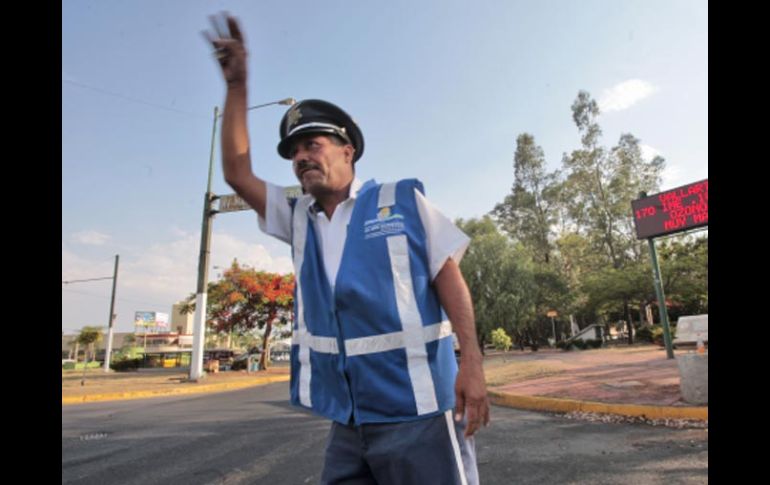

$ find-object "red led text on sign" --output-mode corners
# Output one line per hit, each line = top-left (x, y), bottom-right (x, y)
(631, 179), (708, 239)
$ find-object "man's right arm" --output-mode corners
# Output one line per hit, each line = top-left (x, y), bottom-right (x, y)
(221, 82), (267, 219)
(205, 14), (267, 220)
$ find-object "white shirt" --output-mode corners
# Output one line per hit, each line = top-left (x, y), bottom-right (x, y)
(258, 178), (470, 290)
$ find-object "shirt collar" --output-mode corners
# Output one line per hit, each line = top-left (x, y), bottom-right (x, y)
(307, 177), (364, 215)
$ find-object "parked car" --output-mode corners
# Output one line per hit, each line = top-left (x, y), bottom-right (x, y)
(231, 351), (261, 370)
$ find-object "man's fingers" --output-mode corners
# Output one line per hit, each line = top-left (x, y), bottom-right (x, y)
(227, 15), (244, 43)
(464, 403), (480, 437)
(454, 394), (465, 423)
(208, 13), (229, 39)
(201, 30), (218, 48)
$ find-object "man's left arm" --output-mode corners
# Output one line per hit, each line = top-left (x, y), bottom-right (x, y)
(434, 258), (490, 438)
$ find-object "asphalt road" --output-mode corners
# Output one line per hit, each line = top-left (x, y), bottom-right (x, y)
(62, 382), (707, 484)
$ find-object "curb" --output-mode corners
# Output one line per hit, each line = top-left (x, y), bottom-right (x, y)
(62, 375), (290, 405)
(488, 390), (708, 421)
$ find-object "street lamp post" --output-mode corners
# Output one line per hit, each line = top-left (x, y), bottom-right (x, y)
(189, 98), (295, 381)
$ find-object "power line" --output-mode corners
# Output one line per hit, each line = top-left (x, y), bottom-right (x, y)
(62, 277), (113, 284)
(63, 79), (207, 119)
(62, 288), (170, 308)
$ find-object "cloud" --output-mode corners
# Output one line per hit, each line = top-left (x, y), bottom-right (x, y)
(116, 232), (294, 300)
(62, 232), (294, 333)
(661, 164), (686, 190)
(640, 144), (661, 162)
(599, 80), (657, 113)
(71, 230), (111, 245)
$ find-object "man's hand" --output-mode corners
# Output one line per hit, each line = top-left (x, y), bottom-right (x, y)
(454, 358), (490, 438)
(202, 13), (248, 86)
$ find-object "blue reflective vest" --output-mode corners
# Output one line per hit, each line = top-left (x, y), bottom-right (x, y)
(289, 178), (458, 424)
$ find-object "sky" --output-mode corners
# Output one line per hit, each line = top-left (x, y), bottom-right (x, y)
(62, 0), (708, 335)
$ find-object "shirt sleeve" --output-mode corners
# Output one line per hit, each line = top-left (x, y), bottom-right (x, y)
(414, 188), (470, 281)
(258, 182), (294, 245)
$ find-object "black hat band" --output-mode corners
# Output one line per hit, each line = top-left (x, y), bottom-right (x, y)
(288, 122), (352, 144)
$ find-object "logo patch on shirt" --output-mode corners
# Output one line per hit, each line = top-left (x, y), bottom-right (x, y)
(365, 207), (405, 239)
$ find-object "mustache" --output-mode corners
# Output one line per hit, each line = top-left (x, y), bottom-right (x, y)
(295, 160), (321, 173)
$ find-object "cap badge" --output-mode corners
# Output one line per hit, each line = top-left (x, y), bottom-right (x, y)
(287, 106), (303, 128)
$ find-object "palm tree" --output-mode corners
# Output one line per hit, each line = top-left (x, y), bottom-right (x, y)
(77, 326), (103, 385)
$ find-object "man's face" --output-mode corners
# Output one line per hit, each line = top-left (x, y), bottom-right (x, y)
(290, 134), (354, 197)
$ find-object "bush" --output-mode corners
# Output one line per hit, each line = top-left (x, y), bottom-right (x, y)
(572, 339), (587, 350)
(556, 341), (574, 351)
(636, 325), (675, 344)
(490, 328), (513, 351)
(110, 358), (142, 372)
(586, 339), (603, 349)
(635, 326), (654, 343)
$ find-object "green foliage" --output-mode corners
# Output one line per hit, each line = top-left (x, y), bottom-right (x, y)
(635, 326), (654, 343)
(492, 133), (561, 265)
(456, 217), (538, 346)
(455, 90), (706, 348)
(490, 328), (513, 351)
(556, 341), (573, 351)
(586, 339), (603, 349)
(76, 326), (103, 347)
(183, 260), (295, 370)
(110, 358), (143, 372)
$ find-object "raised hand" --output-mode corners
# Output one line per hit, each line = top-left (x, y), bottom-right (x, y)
(202, 12), (248, 86)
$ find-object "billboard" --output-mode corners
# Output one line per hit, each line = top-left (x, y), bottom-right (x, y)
(631, 179), (708, 240)
(134, 311), (169, 335)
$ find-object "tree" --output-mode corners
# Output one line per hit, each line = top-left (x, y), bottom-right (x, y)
(493, 133), (561, 265)
(656, 234), (709, 319)
(559, 91), (665, 343)
(77, 326), (103, 385)
(456, 217), (538, 349)
(184, 260), (294, 370)
(122, 334), (136, 348)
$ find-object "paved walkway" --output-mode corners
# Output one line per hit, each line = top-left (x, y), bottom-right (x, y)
(484, 345), (707, 421)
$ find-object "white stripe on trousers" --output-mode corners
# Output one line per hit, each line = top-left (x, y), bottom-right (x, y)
(445, 410), (469, 485)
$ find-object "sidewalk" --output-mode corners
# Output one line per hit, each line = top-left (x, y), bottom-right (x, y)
(484, 345), (707, 421)
(62, 345), (707, 422)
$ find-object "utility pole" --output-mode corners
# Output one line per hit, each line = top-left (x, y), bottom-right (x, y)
(190, 106), (220, 381)
(103, 255), (119, 372)
(62, 258), (120, 372)
(189, 98), (295, 381)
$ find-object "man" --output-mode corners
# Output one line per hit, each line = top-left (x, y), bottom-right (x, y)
(204, 14), (489, 485)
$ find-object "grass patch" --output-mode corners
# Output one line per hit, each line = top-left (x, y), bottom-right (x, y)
(484, 361), (565, 387)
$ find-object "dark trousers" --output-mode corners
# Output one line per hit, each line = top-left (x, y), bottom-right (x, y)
(320, 410), (478, 485)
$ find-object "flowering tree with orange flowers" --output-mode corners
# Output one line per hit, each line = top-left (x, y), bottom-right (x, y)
(183, 260), (295, 369)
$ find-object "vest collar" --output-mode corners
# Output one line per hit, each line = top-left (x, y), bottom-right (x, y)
(306, 178), (377, 215)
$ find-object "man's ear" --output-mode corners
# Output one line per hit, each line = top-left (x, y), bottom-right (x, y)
(345, 144), (355, 164)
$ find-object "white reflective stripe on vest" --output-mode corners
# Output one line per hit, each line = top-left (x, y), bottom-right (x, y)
(378, 182), (397, 208)
(345, 320), (453, 356)
(386, 234), (440, 415)
(292, 330), (340, 354)
(292, 197), (313, 407)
